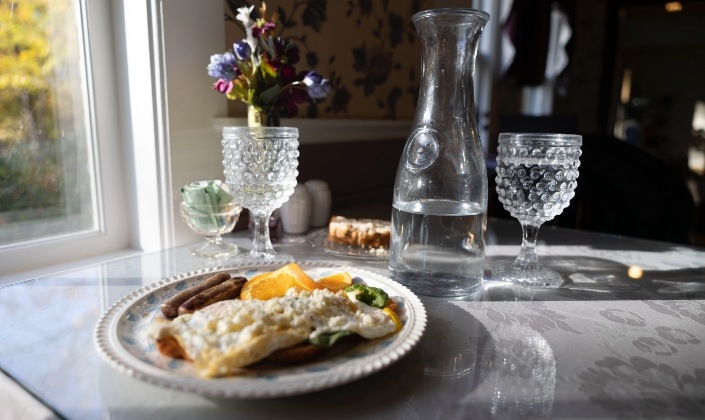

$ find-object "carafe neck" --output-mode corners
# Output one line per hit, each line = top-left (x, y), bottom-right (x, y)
(413, 10), (488, 128)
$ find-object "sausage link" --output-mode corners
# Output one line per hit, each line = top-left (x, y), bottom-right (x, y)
(178, 277), (247, 315)
(160, 272), (231, 318)
(266, 343), (326, 363)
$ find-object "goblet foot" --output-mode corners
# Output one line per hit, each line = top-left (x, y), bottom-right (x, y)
(190, 236), (239, 259)
(246, 248), (277, 262)
(493, 263), (564, 288)
(233, 248), (294, 264)
(243, 250), (294, 263)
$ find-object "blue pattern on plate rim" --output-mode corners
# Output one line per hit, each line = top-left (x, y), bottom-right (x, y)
(101, 262), (426, 397)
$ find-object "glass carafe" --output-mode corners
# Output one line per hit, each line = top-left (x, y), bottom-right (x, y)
(389, 9), (489, 298)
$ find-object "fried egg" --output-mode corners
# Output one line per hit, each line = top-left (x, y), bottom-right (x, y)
(150, 288), (398, 377)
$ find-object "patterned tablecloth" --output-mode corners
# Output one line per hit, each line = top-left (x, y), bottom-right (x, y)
(420, 298), (705, 419)
(0, 226), (703, 419)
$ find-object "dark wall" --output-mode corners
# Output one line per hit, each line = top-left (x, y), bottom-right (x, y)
(298, 139), (405, 220)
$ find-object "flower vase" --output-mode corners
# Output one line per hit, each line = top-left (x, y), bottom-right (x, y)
(248, 105), (281, 127)
(244, 106), (283, 240)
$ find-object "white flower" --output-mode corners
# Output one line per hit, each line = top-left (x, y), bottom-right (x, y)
(236, 5), (258, 52)
(236, 5), (254, 26)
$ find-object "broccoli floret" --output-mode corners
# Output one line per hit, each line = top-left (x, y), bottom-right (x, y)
(344, 284), (388, 308)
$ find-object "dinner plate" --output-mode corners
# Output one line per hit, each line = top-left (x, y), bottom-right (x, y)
(307, 229), (389, 260)
(94, 261), (426, 399)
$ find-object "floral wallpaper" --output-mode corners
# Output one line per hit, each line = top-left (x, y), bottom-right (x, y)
(224, 0), (432, 121)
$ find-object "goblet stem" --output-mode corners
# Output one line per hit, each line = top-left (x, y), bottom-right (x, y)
(492, 221), (563, 287)
(515, 223), (541, 269)
(207, 235), (223, 246)
(191, 234), (239, 259)
(251, 211), (276, 259)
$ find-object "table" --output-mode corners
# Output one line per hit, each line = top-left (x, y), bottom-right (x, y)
(1, 219), (704, 419)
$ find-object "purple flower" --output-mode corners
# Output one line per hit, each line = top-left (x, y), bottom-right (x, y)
(279, 64), (296, 83)
(207, 52), (237, 80)
(273, 37), (300, 65)
(303, 71), (331, 99)
(252, 21), (276, 38)
(233, 41), (251, 61)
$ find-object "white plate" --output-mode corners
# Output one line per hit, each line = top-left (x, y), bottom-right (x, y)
(307, 229), (389, 260)
(94, 261), (426, 399)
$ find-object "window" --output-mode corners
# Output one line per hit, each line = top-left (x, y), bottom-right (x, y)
(0, 0), (131, 276)
(0, 0), (97, 245)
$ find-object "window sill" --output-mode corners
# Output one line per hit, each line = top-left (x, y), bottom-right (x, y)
(0, 249), (142, 287)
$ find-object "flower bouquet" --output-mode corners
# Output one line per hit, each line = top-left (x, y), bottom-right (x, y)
(208, 2), (331, 126)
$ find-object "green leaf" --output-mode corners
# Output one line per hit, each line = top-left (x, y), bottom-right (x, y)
(259, 36), (275, 57)
(310, 330), (355, 347)
(257, 84), (281, 106)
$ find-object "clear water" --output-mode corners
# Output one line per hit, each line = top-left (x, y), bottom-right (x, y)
(389, 200), (486, 298)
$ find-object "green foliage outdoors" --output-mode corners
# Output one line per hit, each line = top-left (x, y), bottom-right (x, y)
(0, 0), (79, 223)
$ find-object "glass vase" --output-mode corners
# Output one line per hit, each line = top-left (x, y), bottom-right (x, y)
(388, 9), (490, 298)
(222, 126), (299, 261)
(247, 105), (281, 127)
(245, 105), (283, 243)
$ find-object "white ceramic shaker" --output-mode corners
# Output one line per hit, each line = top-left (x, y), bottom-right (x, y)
(305, 179), (332, 228)
(279, 184), (311, 234)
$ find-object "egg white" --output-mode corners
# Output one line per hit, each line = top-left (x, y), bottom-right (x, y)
(150, 288), (397, 377)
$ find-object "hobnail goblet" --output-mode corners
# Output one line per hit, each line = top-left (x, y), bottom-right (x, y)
(492, 133), (582, 287)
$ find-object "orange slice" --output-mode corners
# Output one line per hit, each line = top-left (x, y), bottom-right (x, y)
(240, 262), (322, 300)
(315, 271), (353, 291)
